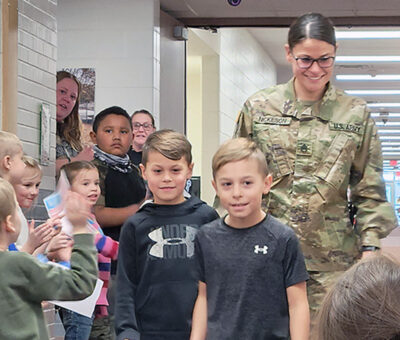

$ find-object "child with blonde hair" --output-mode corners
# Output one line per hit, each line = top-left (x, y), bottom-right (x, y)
(0, 132), (55, 254)
(59, 161), (119, 340)
(0, 177), (98, 340)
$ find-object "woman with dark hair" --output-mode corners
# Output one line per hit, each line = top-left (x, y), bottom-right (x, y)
(235, 12), (397, 318)
(315, 255), (400, 340)
(56, 71), (93, 174)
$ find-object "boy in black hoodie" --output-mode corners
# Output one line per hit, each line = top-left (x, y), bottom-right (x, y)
(115, 129), (218, 340)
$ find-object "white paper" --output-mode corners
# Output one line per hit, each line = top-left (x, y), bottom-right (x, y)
(50, 279), (103, 318)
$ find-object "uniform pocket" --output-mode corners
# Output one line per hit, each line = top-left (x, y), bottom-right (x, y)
(314, 133), (356, 194)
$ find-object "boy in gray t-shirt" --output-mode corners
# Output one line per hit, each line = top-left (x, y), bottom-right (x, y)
(190, 138), (309, 340)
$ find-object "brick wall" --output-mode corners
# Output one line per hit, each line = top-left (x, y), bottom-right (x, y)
(17, 0), (57, 223)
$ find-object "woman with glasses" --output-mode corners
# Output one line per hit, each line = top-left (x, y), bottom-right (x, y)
(128, 109), (156, 166)
(235, 12), (396, 321)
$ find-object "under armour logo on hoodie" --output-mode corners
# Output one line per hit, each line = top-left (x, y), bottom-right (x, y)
(254, 245), (268, 254)
(148, 224), (198, 259)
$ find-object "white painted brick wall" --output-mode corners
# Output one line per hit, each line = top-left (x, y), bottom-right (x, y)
(18, 0), (57, 190)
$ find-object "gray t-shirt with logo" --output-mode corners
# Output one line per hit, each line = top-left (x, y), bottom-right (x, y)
(195, 214), (308, 340)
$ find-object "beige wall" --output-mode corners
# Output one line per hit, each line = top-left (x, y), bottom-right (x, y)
(187, 28), (276, 204)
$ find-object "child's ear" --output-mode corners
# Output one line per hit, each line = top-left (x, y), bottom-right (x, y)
(263, 174), (273, 195)
(187, 162), (194, 179)
(4, 215), (16, 233)
(139, 164), (147, 180)
(2, 155), (12, 171)
(211, 179), (218, 194)
(89, 131), (97, 144)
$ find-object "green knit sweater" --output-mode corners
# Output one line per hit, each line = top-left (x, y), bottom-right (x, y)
(0, 234), (97, 340)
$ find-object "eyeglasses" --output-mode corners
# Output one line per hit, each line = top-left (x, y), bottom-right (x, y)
(292, 55), (335, 69)
(132, 122), (154, 131)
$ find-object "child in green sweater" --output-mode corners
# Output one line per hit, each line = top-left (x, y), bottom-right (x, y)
(0, 177), (98, 340)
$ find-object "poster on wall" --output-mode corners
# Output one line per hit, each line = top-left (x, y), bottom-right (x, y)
(61, 68), (95, 145)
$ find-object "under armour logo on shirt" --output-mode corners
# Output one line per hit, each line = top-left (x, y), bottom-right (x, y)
(148, 225), (198, 259)
(254, 245), (268, 254)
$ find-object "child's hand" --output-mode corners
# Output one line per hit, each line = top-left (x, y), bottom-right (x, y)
(65, 191), (90, 233)
(46, 232), (73, 262)
(21, 220), (54, 254)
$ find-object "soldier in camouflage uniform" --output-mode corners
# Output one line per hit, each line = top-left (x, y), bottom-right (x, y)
(234, 13), (397, 319)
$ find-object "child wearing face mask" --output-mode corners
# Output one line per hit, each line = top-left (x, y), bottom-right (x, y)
(57, 161), (119, 340)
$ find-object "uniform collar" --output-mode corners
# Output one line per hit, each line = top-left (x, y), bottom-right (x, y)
(282, 78), (337, 121)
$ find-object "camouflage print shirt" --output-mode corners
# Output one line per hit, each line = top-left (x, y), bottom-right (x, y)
(235, 78), (397, 271)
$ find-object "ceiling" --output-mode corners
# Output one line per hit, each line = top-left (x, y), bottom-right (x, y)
(160, 0), (400, 165)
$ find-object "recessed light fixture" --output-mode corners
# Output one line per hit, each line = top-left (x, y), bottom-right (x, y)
(336, 31), (400, 39)
(336, 56), (400, 63)
(336, 75), (400, 81)
(368, 103), (400, 108)
(345, 90), (400, 95)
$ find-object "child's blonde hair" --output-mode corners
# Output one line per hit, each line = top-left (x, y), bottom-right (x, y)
(212, 138), (269, 178)
(22, 155), (41, 173)
(315, 254), (400, 340)
(60, 161), (98, 185)
(142, 129), (192, 165)
(0, 178), (17, 223)
(0, 131), (23, 163)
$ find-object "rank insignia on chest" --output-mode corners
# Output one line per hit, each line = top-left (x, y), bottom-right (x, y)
(296, 140), (312, 156)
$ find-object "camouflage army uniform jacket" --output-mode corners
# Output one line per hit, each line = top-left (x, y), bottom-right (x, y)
(235, 78), (397, 271)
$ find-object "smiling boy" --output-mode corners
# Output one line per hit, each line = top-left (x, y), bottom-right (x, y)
(190, 138), (309, 340)
(115, 129), (218, 340)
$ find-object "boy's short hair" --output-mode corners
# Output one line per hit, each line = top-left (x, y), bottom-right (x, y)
(60, 161), (97, 184)
(0, 178), (17, 223)
(212, 138), (269, 178)
(131, 109), (155, 127)
(92, 106), (132, 133)
(142, 129), (192, 165)
(0, 131), (23, 161)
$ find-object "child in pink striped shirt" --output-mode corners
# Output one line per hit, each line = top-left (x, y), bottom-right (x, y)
(59, 161), (118, 340)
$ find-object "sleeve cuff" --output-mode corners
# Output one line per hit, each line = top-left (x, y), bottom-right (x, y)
(361, 229), (381, 248)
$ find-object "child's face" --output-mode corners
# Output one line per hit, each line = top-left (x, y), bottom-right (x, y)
(213, 158), (272, 227)
(70, 169), (100, 207)
(8, 149), (26, 185)
(14, 167), (42, 209)
(140, 151), (193, 205)
(90, 114), (132, 157)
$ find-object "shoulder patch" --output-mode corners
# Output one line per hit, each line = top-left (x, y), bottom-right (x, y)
(329, 122), (363, 134)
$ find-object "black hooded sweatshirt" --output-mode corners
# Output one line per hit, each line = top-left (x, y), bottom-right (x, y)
(115, 196), (218, 340)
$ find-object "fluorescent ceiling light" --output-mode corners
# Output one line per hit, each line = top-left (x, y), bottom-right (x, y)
(378, 129), (400, 133)
(336, 31), (400, 39)
(368, 103), (400, 108)
(336, 75), (400, 81)
(376, 122), (400, 126)
(382, 152), (400, 155)
(345, 90), (400, 95)
(380, 136), (400, 140)
(336, 56), (400, 62)
(381, 142), (400, 146)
